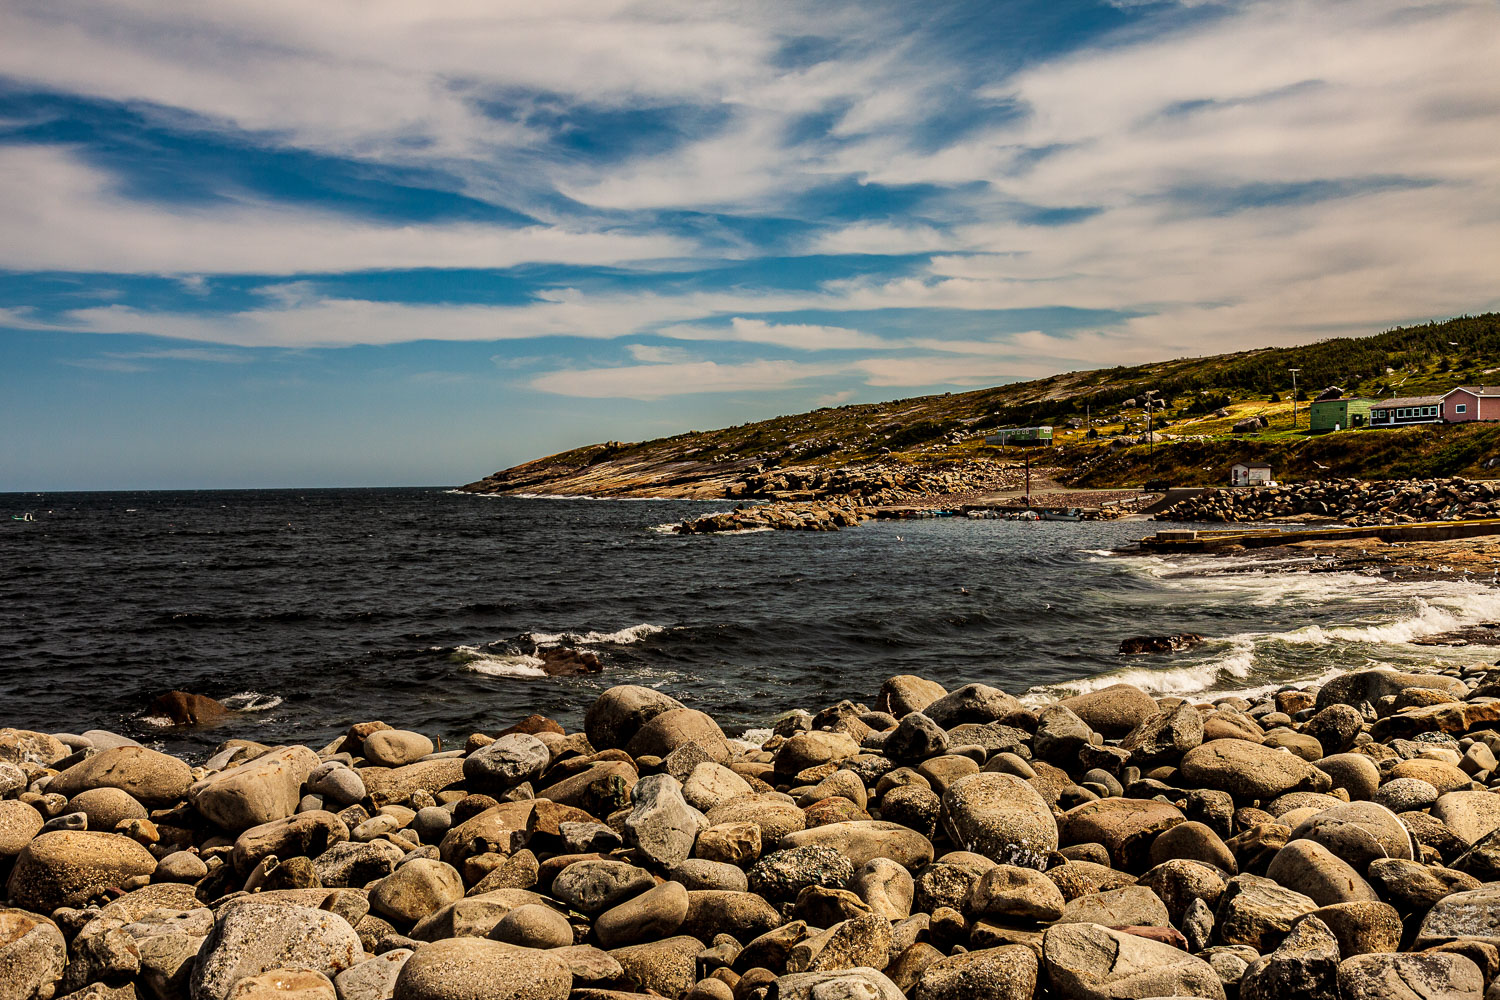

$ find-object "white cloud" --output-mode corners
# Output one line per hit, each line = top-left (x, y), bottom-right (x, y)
(658, 317), (890, 351)
(0, 145), (692, 274)
(531, 358), (845, 399)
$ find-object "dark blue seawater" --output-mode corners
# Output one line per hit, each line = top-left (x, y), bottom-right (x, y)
(3, 488), (1498, 757)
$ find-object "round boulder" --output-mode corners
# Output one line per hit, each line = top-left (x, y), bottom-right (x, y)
(394, 938), (572, 1000)
(942, 773), (1058, 868)
(6, 831), (157, 912)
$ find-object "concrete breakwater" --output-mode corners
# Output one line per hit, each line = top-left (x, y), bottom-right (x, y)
(1157, 476), (1500, 525)
(6, 667), (1500, 998)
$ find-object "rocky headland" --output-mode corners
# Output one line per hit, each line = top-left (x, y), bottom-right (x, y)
(7, 666), (1500, 999)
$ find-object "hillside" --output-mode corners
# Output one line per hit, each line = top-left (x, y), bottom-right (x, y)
(463, 313), (1500, 499)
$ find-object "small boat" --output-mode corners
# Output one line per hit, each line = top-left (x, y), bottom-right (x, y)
(10, 512), (35, 522)
(1005, 509), (1042, 521)
(1041, 508), (1082, 521)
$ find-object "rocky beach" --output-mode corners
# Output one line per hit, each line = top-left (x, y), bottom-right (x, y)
(8, 666), (1500, 1000)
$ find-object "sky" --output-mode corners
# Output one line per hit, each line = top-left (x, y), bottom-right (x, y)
(3, 1), (1499, 490)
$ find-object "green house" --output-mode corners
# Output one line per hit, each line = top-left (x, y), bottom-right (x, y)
(1308, 397), (1374, 433)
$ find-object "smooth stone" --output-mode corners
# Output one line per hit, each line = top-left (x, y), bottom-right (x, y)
(189, 746), (321, 832)
(594, 881), (690, 949)
(1042, 921), (1226, 1000)
(1419, 885), (1500, 948)
(1288, 801), (1415, 869)
(626, 708), (729, 763)
(369, 859), (465, 926)
(1375, 777), (1441, 813)
(0, 907), (67, 1000)
(226, 968), (336, 999)
(1060, 797), (1185, 871)
(1264, 839), (1379, 907)
(490, 902), (574, 949)
(0, 800), (44, 857)
(6, 831), (157, 912)
(1150, 821), (1237, 874)
(878, 675), (948, 718)
(608, 935), (703, 998)
(923, 684), (1030, 729)
(1179, 740), (1330, 801)
(335, 950), (412, 1000)
(779, 820), (934, 870)
(462, 734), (549, 792)
(190, 901), (363, 1000)
(305, 763), (366, 806)
(364, 730), (436, 768)
(625, 773), (705, 868)
(1058, 885), (1171, 928)
(668, 859), (748, 892)
(584, 685), (685, 750)
(705, 793), (806, 844)
(1315, 754), (1381, 800)
(1057, 684), (1160, 738)
(941, 773), (1057, 868)
(847, 858), (914, 921)
(553, 860), (656, 915)
(682, 762), (753, 813)
(47, 745), (193, 808)
(912, 945), (1039, 1000)
(964, 864), (1066, 923)
(1433, 791), (1500, 845)
(1337, 951), (1484, 1000)
(781, 967), (906, 1000)
(393, 938), (572, 1000)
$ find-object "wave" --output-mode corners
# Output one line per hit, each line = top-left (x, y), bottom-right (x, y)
(451, 645), (548, 677)
(1023, 637), (1258, 703)
(527, 623), (665, 646)
(222, 691), (284, 712)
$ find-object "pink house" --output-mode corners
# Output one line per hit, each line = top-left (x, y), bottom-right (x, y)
(1442, 386), (1500, 423)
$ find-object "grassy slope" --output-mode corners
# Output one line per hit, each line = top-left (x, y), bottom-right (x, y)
(467, 313), (1500, 493)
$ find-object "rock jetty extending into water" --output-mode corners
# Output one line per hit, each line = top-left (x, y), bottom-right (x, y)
(672, 500), (876, 534)
(9, 666), (1500, 998)
(1159, 476), (1500, 526)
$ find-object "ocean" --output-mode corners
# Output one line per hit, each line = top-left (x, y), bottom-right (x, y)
(3, 487), (1499, 757)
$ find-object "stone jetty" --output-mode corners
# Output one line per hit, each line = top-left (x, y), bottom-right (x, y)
(673, 500), (875, 534)
(7, 666), (1500, 998)
(1159, 477), (1500, 525)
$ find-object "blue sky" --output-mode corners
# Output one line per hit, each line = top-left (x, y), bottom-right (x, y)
(2, 0), (1498, 489)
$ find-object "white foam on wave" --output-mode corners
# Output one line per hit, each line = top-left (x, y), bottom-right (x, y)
(1271, 586), (1500, 646)
(139, 715), (174, 729)
(222, 691), (284, 712)
(452, 645), (548, 677)
(1023, 637), (1258, 704)
(527, 623), (666, 646)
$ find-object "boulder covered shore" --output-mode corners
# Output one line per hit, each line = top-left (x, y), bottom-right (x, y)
(9, 668), (1500, 999)
(1158, 477), (1500, 525)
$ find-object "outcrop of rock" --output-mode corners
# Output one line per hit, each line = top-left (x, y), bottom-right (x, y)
(1, 664), (1499, 999)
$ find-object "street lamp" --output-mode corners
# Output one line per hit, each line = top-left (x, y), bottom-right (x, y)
(1288, 368), (1301, 428)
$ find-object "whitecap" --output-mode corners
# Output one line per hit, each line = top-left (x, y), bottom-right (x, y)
(452, 645), (548, 677)
(526, 623), (666, 646)
(222, 691), (284, 712)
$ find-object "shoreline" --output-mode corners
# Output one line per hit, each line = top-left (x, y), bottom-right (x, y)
(7, 661), (1500, 999)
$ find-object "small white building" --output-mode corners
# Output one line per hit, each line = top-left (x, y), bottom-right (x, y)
(1231, 462), (1272, 487)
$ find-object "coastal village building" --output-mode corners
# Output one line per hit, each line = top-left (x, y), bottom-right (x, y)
(1307, 396), (1374, 432)
(1231, 461), (1272, 486)
(1442, 386), (1500, 423)
(984, 426), (1053, 446)
(1370, 396), (1442, 427)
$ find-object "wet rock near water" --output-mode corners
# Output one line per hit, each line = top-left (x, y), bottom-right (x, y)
(8, 663), (1500, 997)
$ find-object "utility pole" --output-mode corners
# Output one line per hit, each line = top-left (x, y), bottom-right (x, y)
(1288, 368), (1301, 428)
(1024, 452), (1031, 508)
(1147, 400), (1153, 457)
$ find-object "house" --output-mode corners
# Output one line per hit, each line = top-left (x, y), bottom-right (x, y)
(1308, 396), (1374, 433)
(1370, 396), (1442, 427)
(985, 426), (1053, 446)
(1231, 462), (1272, 486)
(1442, 387), (1500, 423)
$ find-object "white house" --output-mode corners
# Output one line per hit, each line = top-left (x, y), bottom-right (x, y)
(1231, 462), (1272, 487)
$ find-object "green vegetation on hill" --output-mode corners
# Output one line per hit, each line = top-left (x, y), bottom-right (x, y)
(472, 312), (1500, 493)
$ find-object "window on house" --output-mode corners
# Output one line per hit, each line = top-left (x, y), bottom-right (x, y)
(1457, 404), (1468, 414)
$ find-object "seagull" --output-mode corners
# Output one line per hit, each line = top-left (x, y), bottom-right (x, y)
(1314, 461), (1329, 470)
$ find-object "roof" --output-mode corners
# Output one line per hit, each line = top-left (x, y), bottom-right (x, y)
(1372, 395), (1442, 409)
(1233, 461), (1272, 469)
(1309, 396), (1375, 405)
(1444, 386), (1500, 397)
